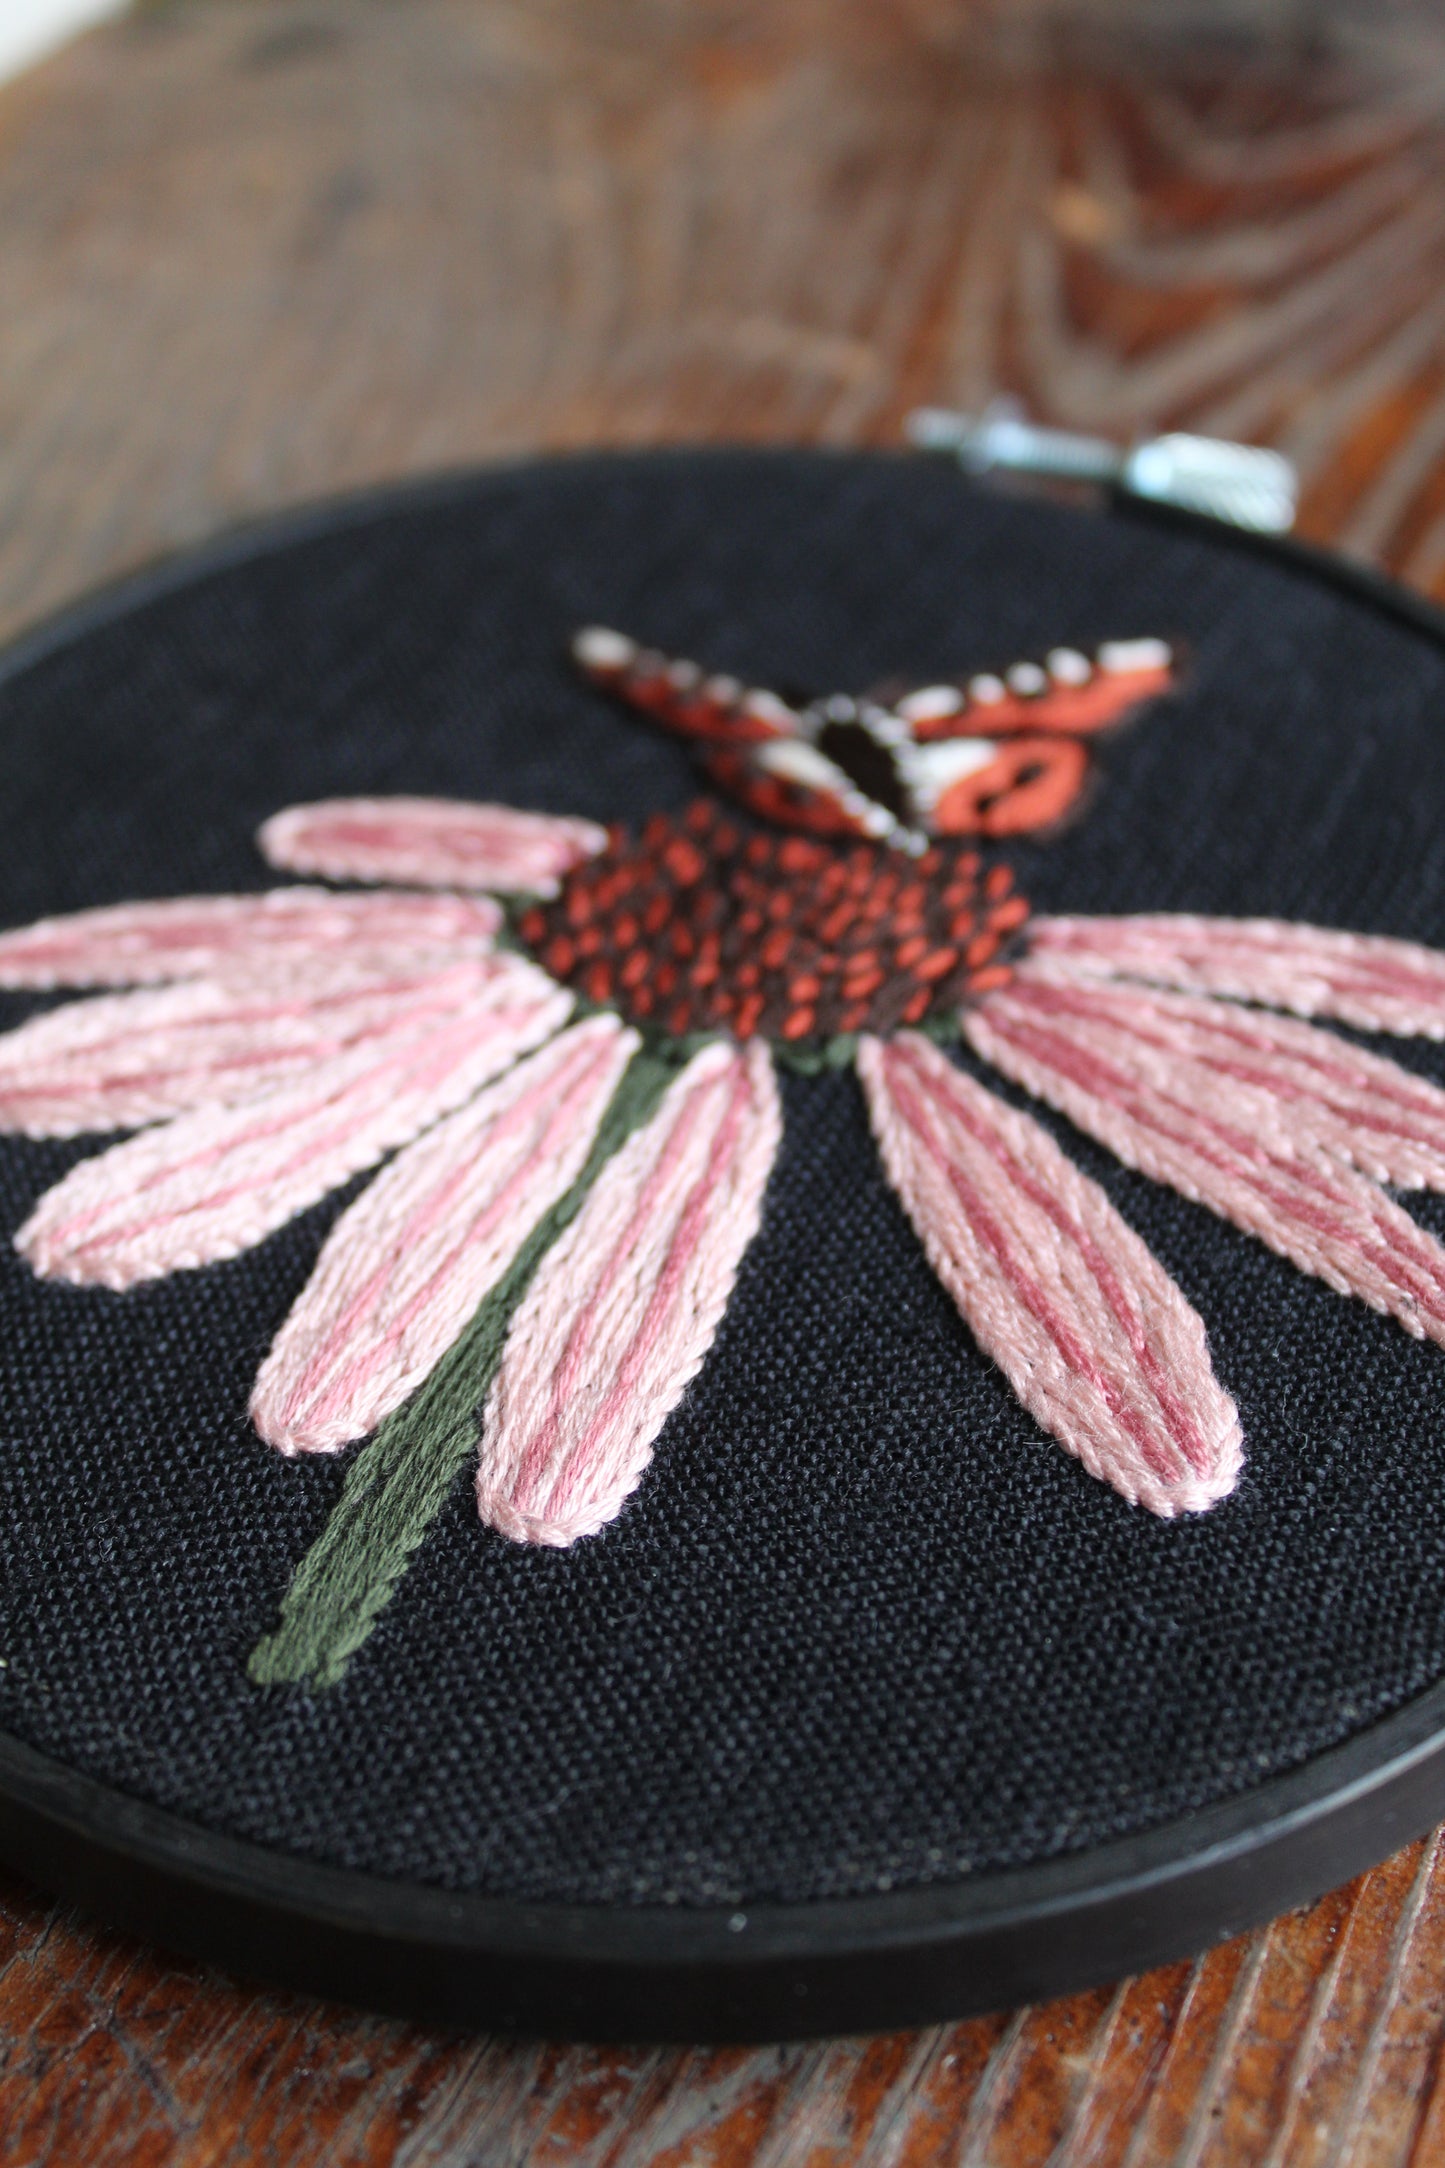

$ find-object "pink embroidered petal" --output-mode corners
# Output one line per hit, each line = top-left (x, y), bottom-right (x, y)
(258, 798), (608, 897)
(250, 1015), (640, 1455)
(0, 887), (500, 990)
(17, 955), (571, 1289)
(0, 962), (519, 1138)
(1031, 914), (1445, 1038)
(1009, 964), (1445, 1191)
(858, 1032), (1241, 1517)
(966, 979), (1445, 1348)
(477, 1039), (781, 1546)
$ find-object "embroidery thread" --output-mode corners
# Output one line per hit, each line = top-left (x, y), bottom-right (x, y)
(4, 626), (1445, 1686)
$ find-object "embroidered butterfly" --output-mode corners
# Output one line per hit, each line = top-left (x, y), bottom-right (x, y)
(571, 623), (1173, 848)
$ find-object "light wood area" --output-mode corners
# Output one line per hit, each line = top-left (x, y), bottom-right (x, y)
(5, 2), (1445, 2159)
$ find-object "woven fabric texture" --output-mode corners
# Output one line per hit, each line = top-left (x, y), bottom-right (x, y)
(1, 450), (1444, 1907)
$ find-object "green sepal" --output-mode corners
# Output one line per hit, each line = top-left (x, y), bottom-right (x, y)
(774, 1032), (859, 1076)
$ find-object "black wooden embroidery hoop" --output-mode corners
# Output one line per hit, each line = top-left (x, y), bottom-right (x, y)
(2, 450), (1445, 2041)
(1, 1684), (1443, 2040)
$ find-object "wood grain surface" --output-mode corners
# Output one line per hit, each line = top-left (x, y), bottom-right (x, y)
(5, 2), (1445, 2160)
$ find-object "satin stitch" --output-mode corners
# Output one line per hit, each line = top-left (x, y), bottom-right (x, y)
(4, 625), (1445, 1686)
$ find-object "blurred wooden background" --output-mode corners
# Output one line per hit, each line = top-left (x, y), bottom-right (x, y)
(6, 1), (1445, 2160)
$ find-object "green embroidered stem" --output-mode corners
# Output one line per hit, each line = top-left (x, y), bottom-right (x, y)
(248, 1049), (676, 1689)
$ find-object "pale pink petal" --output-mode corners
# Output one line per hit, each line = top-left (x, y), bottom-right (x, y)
(966, 978), (1445, 1348)
(477, 1040), (781, 1546)
(17, 955), (571, 1288)
(0, 887), (500, 990)
(858, 1032), (1241, 1517)
(0, 960), (524, 1138)
(251, 1015), (640, 1455)
(1031, 914), (1445, 1038)
(1009, 962), (1445, 1191)
(258, 798), (608, 897)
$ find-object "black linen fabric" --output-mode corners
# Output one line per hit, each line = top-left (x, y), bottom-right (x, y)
(0, 449), (1444, 1906)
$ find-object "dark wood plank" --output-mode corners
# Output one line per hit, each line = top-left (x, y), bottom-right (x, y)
(4, 3), (1445, 2160)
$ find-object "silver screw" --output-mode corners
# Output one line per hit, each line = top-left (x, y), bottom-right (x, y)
(906, 398), (1298, 535)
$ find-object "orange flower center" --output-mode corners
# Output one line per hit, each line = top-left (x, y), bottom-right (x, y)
(516, 799), (1030, 1049)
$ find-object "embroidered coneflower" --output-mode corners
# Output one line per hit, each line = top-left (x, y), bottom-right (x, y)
(6, 623), (1445, 1618)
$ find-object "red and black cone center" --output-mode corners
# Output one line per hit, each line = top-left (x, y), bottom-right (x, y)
(516, 799), (1030, 1048)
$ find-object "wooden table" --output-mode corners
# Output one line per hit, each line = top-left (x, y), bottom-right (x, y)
(4, 3), (1445, 2158)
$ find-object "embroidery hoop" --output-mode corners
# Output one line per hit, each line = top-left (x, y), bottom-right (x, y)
(2, 449), (1445, 2039)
